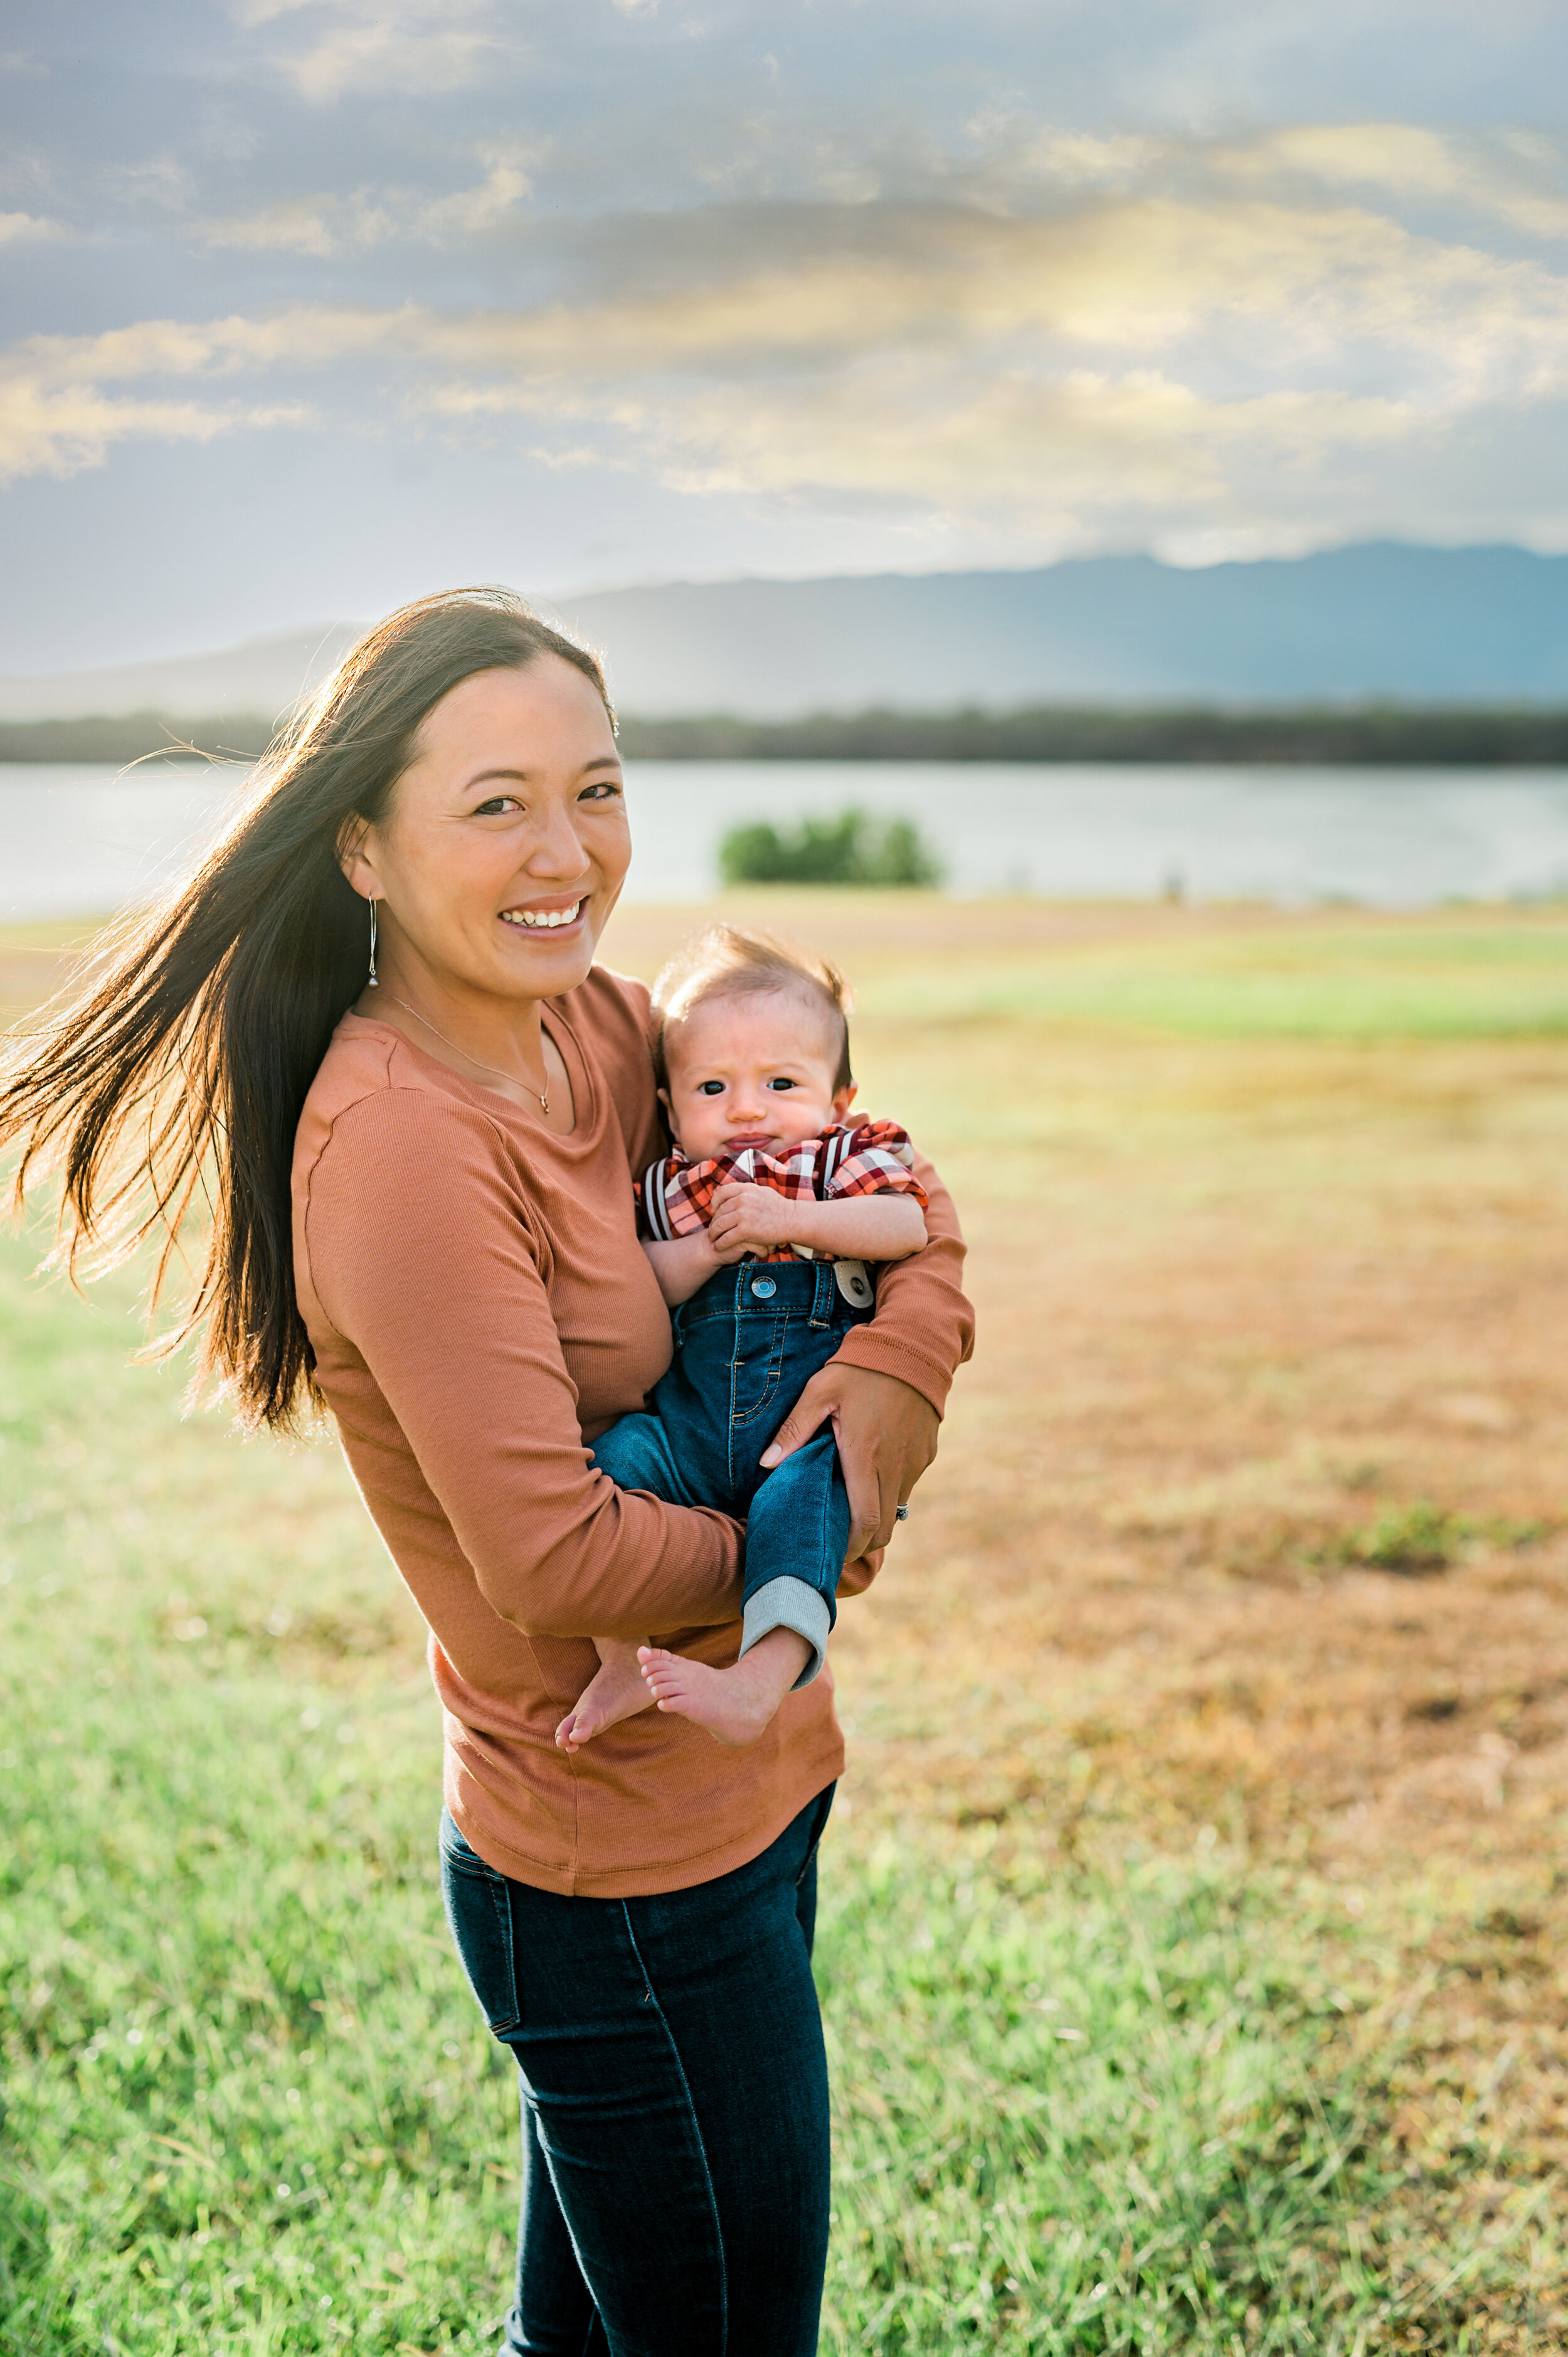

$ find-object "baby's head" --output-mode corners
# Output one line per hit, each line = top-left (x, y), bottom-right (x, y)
(652, 926), (855, 1163)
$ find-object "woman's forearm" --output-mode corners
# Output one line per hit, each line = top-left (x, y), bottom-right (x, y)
(827, 1146), (973, 1415)
(306, 1097), (745, 1643)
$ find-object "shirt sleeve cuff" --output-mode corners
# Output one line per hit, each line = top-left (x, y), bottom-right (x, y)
(828, 1324), (955, 1417)
(739, 1578), (831, 1688)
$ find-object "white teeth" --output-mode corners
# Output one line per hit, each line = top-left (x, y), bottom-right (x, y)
(502, 901), (583, 930)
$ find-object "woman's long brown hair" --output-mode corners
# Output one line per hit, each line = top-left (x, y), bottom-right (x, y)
(0, 587), (612, 1431)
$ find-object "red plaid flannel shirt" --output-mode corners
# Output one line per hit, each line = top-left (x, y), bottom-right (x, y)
(636, 1119), (928, 1264)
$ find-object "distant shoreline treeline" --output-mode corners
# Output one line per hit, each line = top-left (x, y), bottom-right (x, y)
(7, 703), (1568, 767)
(616, 705), (1568, 764)
(0, 713), (274, 763)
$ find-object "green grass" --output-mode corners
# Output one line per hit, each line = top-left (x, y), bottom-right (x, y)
(864, 915), (1568, 1040)
(818, 1853), (1522, 2356)
(0, 1225), (1536, 2352)
(0, 1666), (516, 2353)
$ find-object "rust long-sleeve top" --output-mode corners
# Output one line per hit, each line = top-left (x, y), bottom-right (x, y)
(291, 967), (973, 1897)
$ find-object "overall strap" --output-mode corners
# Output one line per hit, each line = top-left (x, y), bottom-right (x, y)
(808, 1257), (839, 1326)
(815, 1127), (853, 1195)
(639, 1157), (678, 1240)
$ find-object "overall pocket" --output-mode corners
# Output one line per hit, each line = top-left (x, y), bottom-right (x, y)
(438, 1814), (522, 2036)
(729, 1308), (788, 1428)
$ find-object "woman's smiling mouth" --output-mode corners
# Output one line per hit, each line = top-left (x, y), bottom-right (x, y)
(500, 900), (584, 931)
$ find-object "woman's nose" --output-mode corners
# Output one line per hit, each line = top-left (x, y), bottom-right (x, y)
(522, 801), (593, 878)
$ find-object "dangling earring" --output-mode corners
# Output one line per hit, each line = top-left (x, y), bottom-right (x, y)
(368, 898), (379, 987)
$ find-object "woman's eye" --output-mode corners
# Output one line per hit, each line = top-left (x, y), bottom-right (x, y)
(698, 1080), (725, 1097)
(579, 780), (623, 802)
(473, 795), (521, 817)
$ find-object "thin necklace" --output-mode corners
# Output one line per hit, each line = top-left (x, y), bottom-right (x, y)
(391, 995), (551, 1114)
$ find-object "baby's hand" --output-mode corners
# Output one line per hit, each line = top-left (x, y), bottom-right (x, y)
(708, 1181), (802, 1260)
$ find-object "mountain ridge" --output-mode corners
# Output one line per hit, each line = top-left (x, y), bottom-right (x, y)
(3, 544), (1566, 722)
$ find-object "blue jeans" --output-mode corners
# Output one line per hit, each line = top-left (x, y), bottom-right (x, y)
(439, 1788), (835, 2356)
(591, 1260), (872, 1680)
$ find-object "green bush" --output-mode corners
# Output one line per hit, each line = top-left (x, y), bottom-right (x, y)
(1336, 1501), (1470, 1574)
(718, 809), (943, 888)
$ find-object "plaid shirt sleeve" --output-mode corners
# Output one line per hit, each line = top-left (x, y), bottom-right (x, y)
(636, 1149), (713, 1239)
(819, 1120), (930, 1210)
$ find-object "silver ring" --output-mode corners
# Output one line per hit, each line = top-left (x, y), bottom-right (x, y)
(894, 1504), (909, 1521)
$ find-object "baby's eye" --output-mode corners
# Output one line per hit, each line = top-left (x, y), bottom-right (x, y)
(765, 1077), (797, 1092)
(697, 1080), (725, 1096)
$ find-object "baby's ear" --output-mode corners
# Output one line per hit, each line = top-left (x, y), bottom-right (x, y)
(830, 1082), (857, 1124)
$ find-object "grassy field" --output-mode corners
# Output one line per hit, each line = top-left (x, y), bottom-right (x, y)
(5, 895), (1568, 2351)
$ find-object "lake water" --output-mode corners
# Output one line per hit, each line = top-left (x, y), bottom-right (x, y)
(5, 758), (1568, 920)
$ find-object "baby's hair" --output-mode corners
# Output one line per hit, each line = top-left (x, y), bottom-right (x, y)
(651, 925), (854, 1092)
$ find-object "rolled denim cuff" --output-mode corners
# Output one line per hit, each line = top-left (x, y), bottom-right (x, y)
(739, 1578), (831, 1688)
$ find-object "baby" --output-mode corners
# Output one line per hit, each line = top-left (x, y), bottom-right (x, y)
(556, 925), (931, 1753)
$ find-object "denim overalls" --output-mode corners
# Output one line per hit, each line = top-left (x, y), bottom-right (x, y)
(590, 1256), (874, 1681)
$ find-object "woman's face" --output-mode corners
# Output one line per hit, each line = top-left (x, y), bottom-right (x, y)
(346, 656), (630, 1006)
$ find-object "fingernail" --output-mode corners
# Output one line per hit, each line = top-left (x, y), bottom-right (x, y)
(759, 1444), (781, 1467)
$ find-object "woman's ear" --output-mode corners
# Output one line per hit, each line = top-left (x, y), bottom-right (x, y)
(337, 815), (378, 899)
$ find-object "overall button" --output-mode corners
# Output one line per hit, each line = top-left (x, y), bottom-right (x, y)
(749, 1275), (777, 1299)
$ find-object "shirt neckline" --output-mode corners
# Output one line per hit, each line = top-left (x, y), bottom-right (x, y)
(341, 1001), (601, 1152)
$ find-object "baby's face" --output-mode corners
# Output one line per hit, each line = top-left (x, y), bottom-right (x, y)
(661, 989), (854, 1163)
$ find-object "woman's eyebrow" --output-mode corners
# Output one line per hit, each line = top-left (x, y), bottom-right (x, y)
(463, 755), (623, 790)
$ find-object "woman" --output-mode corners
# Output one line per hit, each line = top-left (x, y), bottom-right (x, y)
(1, 589), (973, 2354)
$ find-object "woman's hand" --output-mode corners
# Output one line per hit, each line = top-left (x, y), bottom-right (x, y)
(760, 1364), (940, 1564)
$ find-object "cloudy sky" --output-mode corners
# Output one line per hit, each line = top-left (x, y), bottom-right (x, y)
(4, 0), (1568, 670)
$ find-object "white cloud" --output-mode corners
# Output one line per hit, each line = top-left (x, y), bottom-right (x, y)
(202, 193), (391, 256)
(105, 157), (194, 214)
(0, 211), (68, 245)
(0, 310), (389, 482)
(11, 117), (1568, 555)
(1214, 122), (1568, 243)
(288, 24), (499, 103)
(236, 0), (522, 103)
(232, 0), (320, 20)
(414, 154), (534, 240)
(200, 151), (533, 254)
(0, 381), (309, 484)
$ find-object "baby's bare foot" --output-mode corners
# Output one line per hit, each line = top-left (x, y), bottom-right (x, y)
(556, 1646), (655, 1752)
(637, 1628), (811, 1748)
